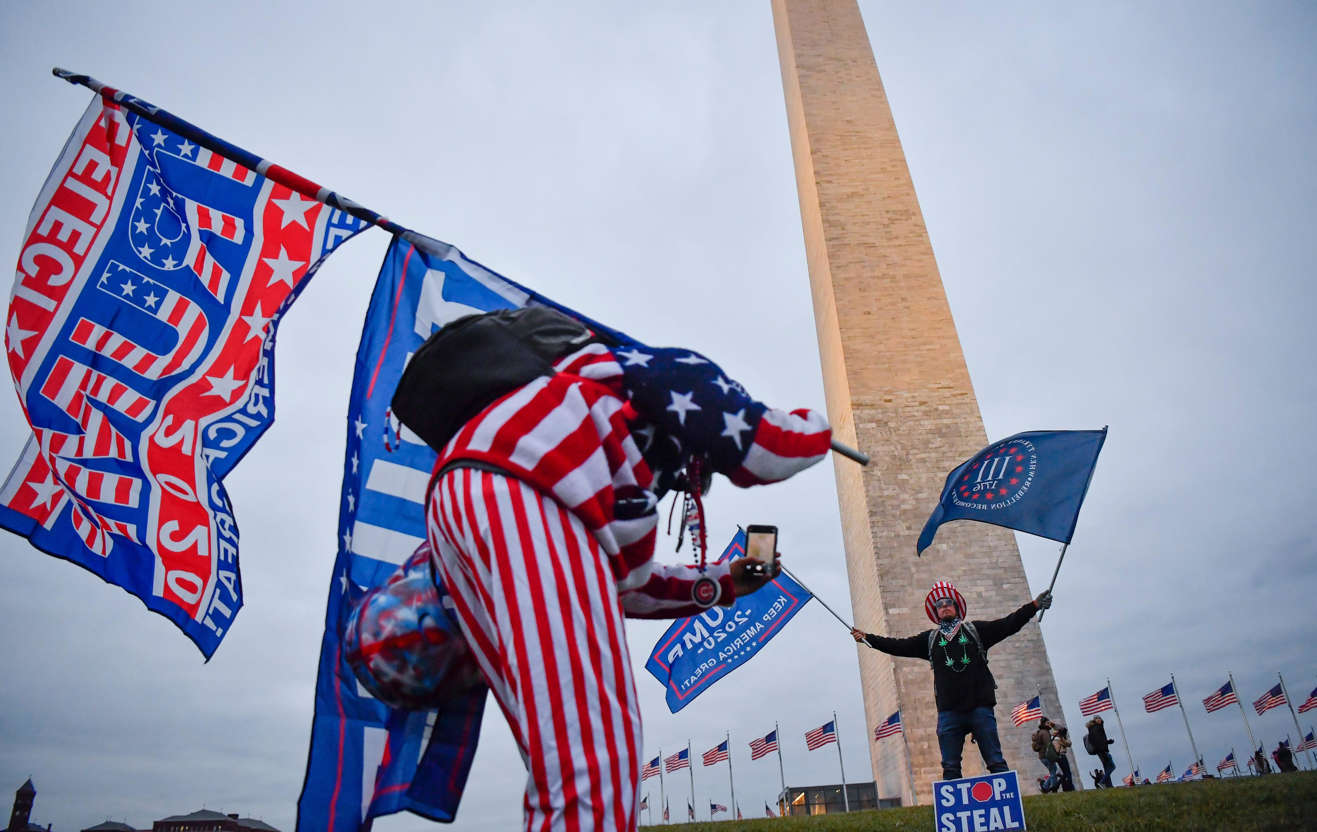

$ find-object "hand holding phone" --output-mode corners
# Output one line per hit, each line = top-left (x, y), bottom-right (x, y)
(745, 524), (778, 572)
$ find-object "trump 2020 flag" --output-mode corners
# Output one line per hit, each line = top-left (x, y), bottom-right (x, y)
(1, 91), (363, 656)
(917, 428), (1107, 554)
(645, 529), (812, 713)
(297, 235), (529, 829)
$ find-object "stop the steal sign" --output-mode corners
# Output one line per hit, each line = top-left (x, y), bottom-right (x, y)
(933, 771), (1026, 832)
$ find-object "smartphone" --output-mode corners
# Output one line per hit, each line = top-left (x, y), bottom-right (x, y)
(744, 524), (778, 572)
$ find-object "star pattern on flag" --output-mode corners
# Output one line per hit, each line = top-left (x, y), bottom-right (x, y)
(239, 305), (274, 343)
(6, 314), (37, 358)
(203, 367), (245, 401)
(272, 191), (317, 229)
(666, 390), (701, 425)
(27, 474), (62, 510)
(263, 246), (305, 287)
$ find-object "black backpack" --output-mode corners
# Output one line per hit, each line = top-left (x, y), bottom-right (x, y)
(391, 305), (602, 453)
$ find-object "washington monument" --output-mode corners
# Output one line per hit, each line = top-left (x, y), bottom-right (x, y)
(772, 0), (1070, 803)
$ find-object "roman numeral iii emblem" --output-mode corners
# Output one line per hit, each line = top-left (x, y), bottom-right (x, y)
(976, 455), (1010, 483)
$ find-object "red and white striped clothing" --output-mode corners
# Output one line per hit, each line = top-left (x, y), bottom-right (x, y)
(434, 343), (829, 615)
(425, 342), (829, 830)
(429, 467), (641, 832)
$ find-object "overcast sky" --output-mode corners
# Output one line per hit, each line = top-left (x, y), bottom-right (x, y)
(2, 2), (1316, 830)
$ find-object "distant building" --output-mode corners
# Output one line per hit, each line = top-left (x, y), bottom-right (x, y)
(777, 781), (900, 816)
(5, 777), (50, 832)
(152, 810), (280, 832)
(81, 823), (137, 832)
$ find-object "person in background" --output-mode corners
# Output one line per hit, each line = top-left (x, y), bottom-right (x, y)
(1033, 717), (1061, 793)
(1052, 723), (1076, 791)
(1085, 715), (1117, 787)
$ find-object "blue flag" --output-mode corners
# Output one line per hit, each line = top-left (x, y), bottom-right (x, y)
(645, 530), (812, 713)
(1, 93), (363, 656)
(917, 428), (1106, 554)
(296, 235), (527, 829)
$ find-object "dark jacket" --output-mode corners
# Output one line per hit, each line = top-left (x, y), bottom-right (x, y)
(860, 602), (1038, 713)
(1085, 720), (1114, 756)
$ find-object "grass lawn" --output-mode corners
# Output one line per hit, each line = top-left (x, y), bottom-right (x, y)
(643, 770), (1317, 831)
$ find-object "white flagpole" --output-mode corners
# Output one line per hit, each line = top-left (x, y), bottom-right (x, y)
(726, 730), (737, 820)
(1228, 672), (1259, 764)
(1107, 679), (1138, 779)
(897, 712), (918, 807)
(1170, 674), (1204, 771)
(1277, 673), (1315, 769)
(686, 739), (695, 819)
(657, 747), (666, 825)
(833, 711), (850, 812)
(775, 721), (787, 815)
(780, 565), (852, 630)
(1036, 543), (1068, 623)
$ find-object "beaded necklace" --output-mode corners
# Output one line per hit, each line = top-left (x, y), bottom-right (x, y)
(935, 620), (974, 672)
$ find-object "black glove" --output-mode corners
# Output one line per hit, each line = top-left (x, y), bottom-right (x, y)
(1034, 590), (1053, 610)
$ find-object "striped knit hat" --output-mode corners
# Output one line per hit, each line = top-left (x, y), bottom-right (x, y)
(924, 580), (967, 623)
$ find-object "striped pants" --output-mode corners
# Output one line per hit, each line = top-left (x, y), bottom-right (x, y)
(428, 467), (642, 832)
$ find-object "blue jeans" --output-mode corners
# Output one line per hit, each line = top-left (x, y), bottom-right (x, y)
(1040, 758), (1059, 791)
(936, 707), (1007, 779)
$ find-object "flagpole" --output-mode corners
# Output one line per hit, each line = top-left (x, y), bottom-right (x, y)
(726, 730), (737, 820)
(780, 565), (852, 630)
(775, 721), (787, 814)
(833, 711), (850, 813)
(1035, 543), (1067, 623)
(687, 739), (695, 819)
(51, 68), (407, 237)
(898, 712), (918, 807)
(658, 747), (666, 825)
(1170, 674), (1204, 771)
(1277, 673), (1315, 769)
(1228, 672), (1259, 765)
(1107, 678), (1138, 779)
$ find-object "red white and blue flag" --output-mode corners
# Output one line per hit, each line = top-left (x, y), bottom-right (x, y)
(1143, 682), (1179, 713)
(665, 748), (691, 772)
(639, 796), (649, 811)
(710, 802), (727, 816)
(764, 802), (776, 817)
(750, 729), (779, 760)
(687, 801), (695, 820)
(1299, 731), (1316, 752)
(874, 711), (902, 741)
(1253, 684), (1286, 715)
(703, 739), (730, 766)
(1202, 680), (1238, 713)
(1011, 696), (1043, 726)
(1296, 687), (1317, 714)
(1079, 687), (1114, 716)
(1179, 762), (1201, 781)
(1, 90), (363, 657)
(805, 720), (837, 750)
(1217, 752), (1237, 772)
(1156, 764), (1174, 783)
(642, 755), (662, 781)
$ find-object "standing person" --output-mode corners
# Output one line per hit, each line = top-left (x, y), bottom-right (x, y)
(1253, 748), (1271, 775)
(1033, 718), (1060, 793)
(1273, 741), (1298, 773)
(396, 307), (833, 831)
(1052, 724), (1076, 791)
(1085, 715), (1117, 787)
(849, 580), (1053, 780)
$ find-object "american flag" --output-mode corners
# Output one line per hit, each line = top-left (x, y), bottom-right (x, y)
(1299, 731), (1316, 752)
(639, 796), (649, 811)
(736, 806), (743, 820)
(1217, 751), (1237, 772)
(1202, 680), (1238, 713)
(1179, 762), (1201, 781)
(702, 739), (730, 766)
(1143, 682), (1179, 713)
(873, 711), (902, 741)
(1010, 696), (1042, 727)
(1296, 686), (1317, 714)
(710, 802), (727, 816)
(764, 803), (776, 817)
(663, 801), (669, 822)
(1122, 771), (1135, 786)
(664, 748), (690, 772)
(1079, 687), (1114, 716)
(642, 755), (661, 780)
(749, 729), (779, 760)
(1253, 683), (1286, 715)
(805, 720), (837, 750)
(1156, 764), (1174, 783)
(687, 801), (695, 820)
